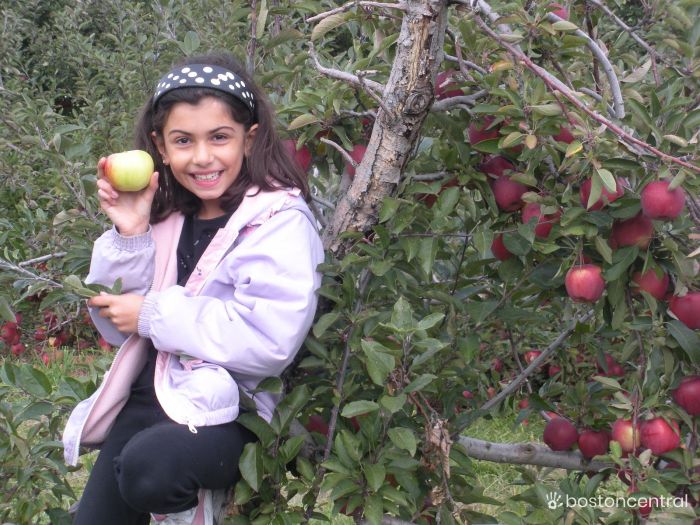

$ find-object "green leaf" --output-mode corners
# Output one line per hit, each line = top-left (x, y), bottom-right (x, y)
(287, 113), (319, 130)
(311, 12), (349, 41)
(363, 493), (384, 525)
(565, 140), (583, 158)
(253, 376), (284, 394)
(364, 463), (386, 492)
(604, 247), (638, 281)
(0, 295), (15, 323)
(379, 393), (407, 413)
(387, 427), (417, 456)
(313, 312), (340, 338)
(361, 340), (396, 385)
(237, 413), (276, 447)
(391, 296), (413, 330)
(667, 320), (700, 363)
(597, 168), (617, 193)
(341, 400), (380, 418)
(404, 373), (437, 393)
(530, 103), (562, 116)
(416, 312), (444, 331)
(594, 236), (613, 265)
(239, 442), (263, 491)
(551, 20), (579, 31)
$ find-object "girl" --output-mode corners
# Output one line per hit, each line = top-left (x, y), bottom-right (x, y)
(62, 52), (324, 525)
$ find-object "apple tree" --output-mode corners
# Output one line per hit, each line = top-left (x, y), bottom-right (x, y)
(0, 0), (699, 524)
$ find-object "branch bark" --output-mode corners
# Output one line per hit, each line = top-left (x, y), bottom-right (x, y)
(321, 0), (449, 257)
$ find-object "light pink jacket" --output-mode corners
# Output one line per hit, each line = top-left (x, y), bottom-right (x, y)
(62, 187), (324, 466)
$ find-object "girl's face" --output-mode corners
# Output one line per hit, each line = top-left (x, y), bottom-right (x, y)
(153, 96), (257, 219)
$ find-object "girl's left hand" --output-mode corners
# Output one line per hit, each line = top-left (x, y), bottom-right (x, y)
(89, 292), (145, 334)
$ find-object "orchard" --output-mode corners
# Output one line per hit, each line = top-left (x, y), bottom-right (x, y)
(1, 1), (699, 524)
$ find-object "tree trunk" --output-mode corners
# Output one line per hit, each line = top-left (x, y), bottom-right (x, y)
(322, 0), (449, 257)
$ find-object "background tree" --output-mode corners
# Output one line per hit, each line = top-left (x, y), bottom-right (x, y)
(0, 0), (699, 524)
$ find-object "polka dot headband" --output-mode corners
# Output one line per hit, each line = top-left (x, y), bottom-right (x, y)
(153, 64), (255, 115)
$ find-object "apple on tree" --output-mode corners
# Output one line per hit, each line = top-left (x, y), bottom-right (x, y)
(491, 175), (527, 212)
(104, 150), (155, 192)
(579, 177), (624, 210)
(468, 116), (500, 145)
(611, 418), (640, 454)
(543, 417), (579, 451)
(578, 429), (610, 459)
(552, 126), (575, 144)
(434, 70), (464, 99)
(344, 144), (368, 178)
(565, 264), (605, 303)
(491, 234), (513, 261)
(521, 202), (560, 238)
(610, 213), (654, 249)
(672, 376), (700, 416)
(639, 417), (680, 455)
(669, 292), (700, 329)
(547, 2), (569, 19)
(282, 139), (312, 172)
(640, 180), (686, 220)
(631, 267), (669, 301)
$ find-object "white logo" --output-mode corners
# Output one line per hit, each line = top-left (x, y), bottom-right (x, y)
(546, 491), (563, 509)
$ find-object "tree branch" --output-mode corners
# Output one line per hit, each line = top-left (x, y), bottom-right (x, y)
(309, 44), (385, 95)
(469, 13), (700, 175)
(307, 1), (407, 23)
(457, 436), (612, 471)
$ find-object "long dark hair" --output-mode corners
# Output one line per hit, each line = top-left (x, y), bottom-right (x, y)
(134, 52), (309, 223)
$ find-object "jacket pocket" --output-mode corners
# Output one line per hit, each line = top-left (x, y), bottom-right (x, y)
(169, 358), (240, 414)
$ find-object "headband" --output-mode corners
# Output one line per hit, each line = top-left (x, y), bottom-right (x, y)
(152, 64), (255, 115)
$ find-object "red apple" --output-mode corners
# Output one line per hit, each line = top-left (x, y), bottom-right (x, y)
(578, 429), (610, 459)
(523, 350), (542, 365)
(492, 175), (527, 211)
(462, 390), (474, 399)
(97, 336), (112, 351)
(420, 178), (459, 208)
(479, 156), (515, 178)
(611, 419), (640, 454)
(565, 264), (605, 302)
(597, 353), (624, 377)
(10, 343), (26, 357)
(344, 144), (367, 178)
(552, 126), (575, 144)
(518, 398), (529, 409)
(1, 322), (19, 345)
(468, 116), (500, 144)
(491, 234), (513, 261)
(580, 177), (624, 210)
(610, 213), (653, 249)
(543, 417), (579, 451)
(282, 139), (312, 172)
(548, 364), (562, 377)
(640, 417), (680, 455)
(631, 268), (669, 300)
(492, 357), (504, 373)
(548, 2), (569, 19)
(521, 203), (560, 238)
(640, 180), (686, 220)
(435, 70), (464, 99)
(669, 292), (700, 329)
(672, 376), (700, 416)
(305, 414), (330, 436)
(104, 150), (154, 192)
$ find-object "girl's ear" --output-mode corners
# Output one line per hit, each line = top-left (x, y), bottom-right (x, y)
(151, 131), (168, 164)
(244, 124), (258, 157)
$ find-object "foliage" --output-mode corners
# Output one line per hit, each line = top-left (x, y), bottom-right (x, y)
(0, 0), (699, 524)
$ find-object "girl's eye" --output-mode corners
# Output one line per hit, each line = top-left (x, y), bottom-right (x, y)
(174, 137), (190, 145)
(213, 134), (229, 142)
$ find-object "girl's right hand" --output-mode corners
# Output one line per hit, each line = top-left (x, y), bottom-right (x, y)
(96, 157), (159, 236)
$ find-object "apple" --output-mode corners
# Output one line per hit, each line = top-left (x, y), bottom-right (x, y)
(640, 417), (680, 455)
(104, 150), (155, 192)
(282, 139), (312, 172)
(462, 390), (474, 399)
(548, 364), (562, 377)
(579, 177), (624, 210)
(565, 264), (605, 303)
(344, 144), (367, 178)
(543, 417), (579, 451)
(631, 268), (669, 300)
(578, 430), (610, 459)
(640, 180), (686, 220)
(11, 343), (26, 357)
(610, 213), (653, 249)
(468, 116), (500, 145)
(486, 386), (497, 399)
(672, 376), (700, 416)
(420, 178), (459, 208)
(492, 175), (527, 211)
(435, 70), (464, 99)
(97, 336), (112, 351)
(479, 156), (515, 177)
(518, 398), (529, 409)
(521, 203), (560, 238)
(610, 418), (640, 454)
(597, 353), (625, 377)
(492, 357), (504, 373)
(552, 126), (575, 144)
(305, 414), (330, 436)
(669, 292), (700, 329)
(548, 2), (569, 19)
(491, 234), (513, 261)
(523, 350), (542, 365)
(1, 322), (19, 345)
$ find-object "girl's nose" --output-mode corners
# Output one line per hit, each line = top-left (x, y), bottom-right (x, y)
(193, 142), (213, 164)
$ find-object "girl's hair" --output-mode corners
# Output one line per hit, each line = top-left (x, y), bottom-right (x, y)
(134, 52), (309, 223)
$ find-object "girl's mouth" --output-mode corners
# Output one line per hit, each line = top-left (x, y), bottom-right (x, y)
(191, 171), (223, 187)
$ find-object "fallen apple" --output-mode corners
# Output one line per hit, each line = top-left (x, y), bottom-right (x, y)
(104, 150), (155, 192)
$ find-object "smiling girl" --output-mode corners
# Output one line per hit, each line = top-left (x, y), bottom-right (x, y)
(63, 52), (324, 525)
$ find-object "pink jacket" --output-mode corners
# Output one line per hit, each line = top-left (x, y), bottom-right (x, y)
(62, 187), (324, 466)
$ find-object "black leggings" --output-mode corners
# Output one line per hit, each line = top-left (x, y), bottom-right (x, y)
(73, 380), (255, 525)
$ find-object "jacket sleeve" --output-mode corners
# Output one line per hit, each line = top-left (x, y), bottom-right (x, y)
(85, 226), (156, 346)
(137, 209), (324, 377)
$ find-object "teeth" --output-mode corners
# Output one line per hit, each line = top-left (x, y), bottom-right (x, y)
(194, 171), (221, 181)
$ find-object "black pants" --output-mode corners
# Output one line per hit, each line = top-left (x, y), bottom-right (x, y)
(73, 373), (254, 525)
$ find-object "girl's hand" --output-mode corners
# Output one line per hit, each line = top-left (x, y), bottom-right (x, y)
(96, 157), (159, 236)
(89, 292), (145, 334)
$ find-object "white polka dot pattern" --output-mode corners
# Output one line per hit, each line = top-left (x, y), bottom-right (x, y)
(152, 64), (255, 114)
